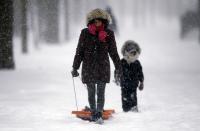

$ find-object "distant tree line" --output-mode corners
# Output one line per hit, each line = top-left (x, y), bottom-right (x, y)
(0, 0), (71, 69)
(14, 0), (70, 51)
(0, 0), (199, 70)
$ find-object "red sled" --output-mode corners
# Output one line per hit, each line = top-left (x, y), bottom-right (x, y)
(72, 108), (115, 120)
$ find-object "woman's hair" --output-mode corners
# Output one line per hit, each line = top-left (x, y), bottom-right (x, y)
(88, 18), (109, 28)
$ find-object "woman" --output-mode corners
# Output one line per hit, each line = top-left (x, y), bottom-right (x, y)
(71, 8), (121, 123)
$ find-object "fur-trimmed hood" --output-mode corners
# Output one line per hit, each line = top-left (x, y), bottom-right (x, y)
(121, 40), (141, 56)
(121, 40), (141, 64)
(86, 8), (112, 25)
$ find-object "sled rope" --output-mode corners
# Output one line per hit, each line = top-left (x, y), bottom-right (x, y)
(72, 76), (79, 111)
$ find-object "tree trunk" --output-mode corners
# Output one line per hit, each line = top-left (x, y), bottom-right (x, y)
(65, 0), (69, 41)
(44, 0), (59, 43)
(0, 0), (15, 69)
(13, 0), (22, 38)
(21, 0), (28, 53)
(198, 0), (200, 43)
(30, 0), (39, 49)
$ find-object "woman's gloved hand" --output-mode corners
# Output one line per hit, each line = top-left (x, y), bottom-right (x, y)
(71, 69), (79, 77)
(98, 31), (107, 42)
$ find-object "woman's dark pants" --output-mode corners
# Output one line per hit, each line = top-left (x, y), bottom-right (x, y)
(86, 82), (106, 113)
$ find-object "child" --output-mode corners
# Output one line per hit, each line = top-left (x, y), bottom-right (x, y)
(115, 40), (144, 112)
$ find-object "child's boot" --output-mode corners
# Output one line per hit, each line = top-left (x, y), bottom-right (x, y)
(131, 106), (138, 112)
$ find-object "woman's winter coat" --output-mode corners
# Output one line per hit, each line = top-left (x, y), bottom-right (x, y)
(72, 28), (120, 83)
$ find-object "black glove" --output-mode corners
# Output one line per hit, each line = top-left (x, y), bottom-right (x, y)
(139, 82), (144, 91)
(71, 69), (79, 77)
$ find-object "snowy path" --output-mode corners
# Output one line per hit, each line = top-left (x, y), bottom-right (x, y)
(1, 23), (200, 131)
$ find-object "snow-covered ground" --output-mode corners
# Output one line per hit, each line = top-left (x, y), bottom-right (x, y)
(1, 19), (200, 131)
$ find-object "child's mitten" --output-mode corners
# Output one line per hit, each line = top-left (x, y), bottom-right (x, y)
(139, 82), (144, 91)
(114, 69), (121, 86)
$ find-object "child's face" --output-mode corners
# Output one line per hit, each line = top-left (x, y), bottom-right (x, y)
(129, 50), (137, 56)
(124, 50), (139, 63)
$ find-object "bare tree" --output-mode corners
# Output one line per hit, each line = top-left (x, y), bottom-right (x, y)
(13, 0), (22, 38)
(198, 0), (200, 43)
(0, 0), (15, 69)
(29, 0), (39, 49)
(44, 0), (59, 43)
(36, 0), (59, 43)
(21, 0), (28, 53)
(65, 0), (70, 41)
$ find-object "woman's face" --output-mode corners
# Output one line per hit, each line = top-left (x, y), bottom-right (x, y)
(94, 19), (102, 27)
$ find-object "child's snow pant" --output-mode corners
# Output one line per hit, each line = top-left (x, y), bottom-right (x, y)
(86, 82), (106, 112)
(121, 82), (138, 112)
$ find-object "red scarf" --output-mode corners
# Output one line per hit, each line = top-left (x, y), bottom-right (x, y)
(88, 23), (107, 42)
